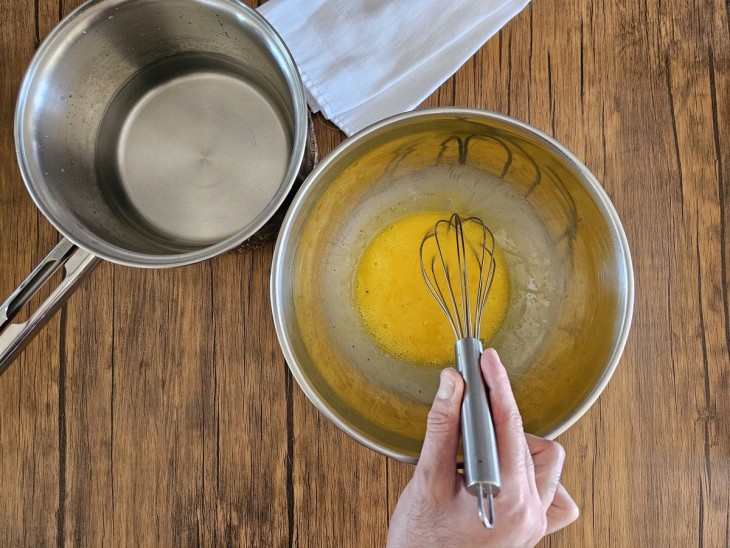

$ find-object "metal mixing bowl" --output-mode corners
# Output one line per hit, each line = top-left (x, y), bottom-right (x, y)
(271, 108), (634, 462)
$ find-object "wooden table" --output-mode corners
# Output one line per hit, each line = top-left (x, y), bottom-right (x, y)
(1, 0), (728, 546)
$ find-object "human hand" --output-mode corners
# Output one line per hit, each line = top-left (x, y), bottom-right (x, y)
(387, 348), (579, 548)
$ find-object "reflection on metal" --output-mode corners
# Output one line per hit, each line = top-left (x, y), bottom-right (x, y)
(438, 131), (579, 265)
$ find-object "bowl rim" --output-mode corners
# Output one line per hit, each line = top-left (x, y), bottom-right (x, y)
(271, 107), (635, 462)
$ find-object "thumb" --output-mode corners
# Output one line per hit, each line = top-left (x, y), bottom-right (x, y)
(416, 368), (464, 492)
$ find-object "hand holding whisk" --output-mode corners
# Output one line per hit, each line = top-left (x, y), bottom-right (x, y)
(419, 213), (501, 529)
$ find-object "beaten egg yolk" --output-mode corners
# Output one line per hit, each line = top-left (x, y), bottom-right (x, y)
(354, 212), (510, 366)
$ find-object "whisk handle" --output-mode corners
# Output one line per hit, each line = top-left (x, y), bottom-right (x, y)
(456, 338), (501, 510)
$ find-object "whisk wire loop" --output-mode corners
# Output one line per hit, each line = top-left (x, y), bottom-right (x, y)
(422, 256), (458, 338)
(435, 220), (465, 338)
(420, 213), (497, 341)
(420, 240), (458, 339)
(454, 215), (472, 339)
(474, 223), (497, 337)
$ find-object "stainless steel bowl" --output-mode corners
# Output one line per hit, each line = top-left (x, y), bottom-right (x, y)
(271, 108), (634, 462)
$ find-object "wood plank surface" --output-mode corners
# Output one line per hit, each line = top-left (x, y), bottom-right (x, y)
(0, 0), (728, 546)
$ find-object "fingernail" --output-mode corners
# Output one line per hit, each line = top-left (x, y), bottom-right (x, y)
(436, 369), (455, 400)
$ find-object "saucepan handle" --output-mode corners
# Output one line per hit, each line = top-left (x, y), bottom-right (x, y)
(0, 238), (101, 374)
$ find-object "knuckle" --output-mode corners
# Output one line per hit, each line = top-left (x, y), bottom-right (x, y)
(545, 440), (566, 463)
(491, 363), (510, 387)
(569, 507), (580, 524)
(504, 408), (525, 432)
(426, 406), (455, 434)
(512, 490), (530, 509)
(567, 500), (581, 522)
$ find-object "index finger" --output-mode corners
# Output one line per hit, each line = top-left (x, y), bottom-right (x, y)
(480, 348), (532, 487)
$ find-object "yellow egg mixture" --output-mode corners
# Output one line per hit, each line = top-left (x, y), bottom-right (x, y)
(354, 212), (510, 365)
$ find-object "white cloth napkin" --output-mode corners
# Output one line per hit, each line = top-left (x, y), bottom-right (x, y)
(257, 0), (530, 136)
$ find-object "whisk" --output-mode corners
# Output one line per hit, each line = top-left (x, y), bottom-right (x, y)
(419, 213), (501, 529)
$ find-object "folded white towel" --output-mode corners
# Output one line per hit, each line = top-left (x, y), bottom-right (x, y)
(258, 0), (530, 136)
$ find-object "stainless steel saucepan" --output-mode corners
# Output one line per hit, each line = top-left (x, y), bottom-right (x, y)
(0, 0), (310, 372)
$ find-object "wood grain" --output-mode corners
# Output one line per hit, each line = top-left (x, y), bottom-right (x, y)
(0, 0), (728, 546)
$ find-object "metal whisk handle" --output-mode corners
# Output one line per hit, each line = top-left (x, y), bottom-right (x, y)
(455, 338), (501, 529)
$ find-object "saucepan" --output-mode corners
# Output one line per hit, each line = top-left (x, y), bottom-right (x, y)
(270, 108), (634, 461)
(0, 0), (311, 372)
